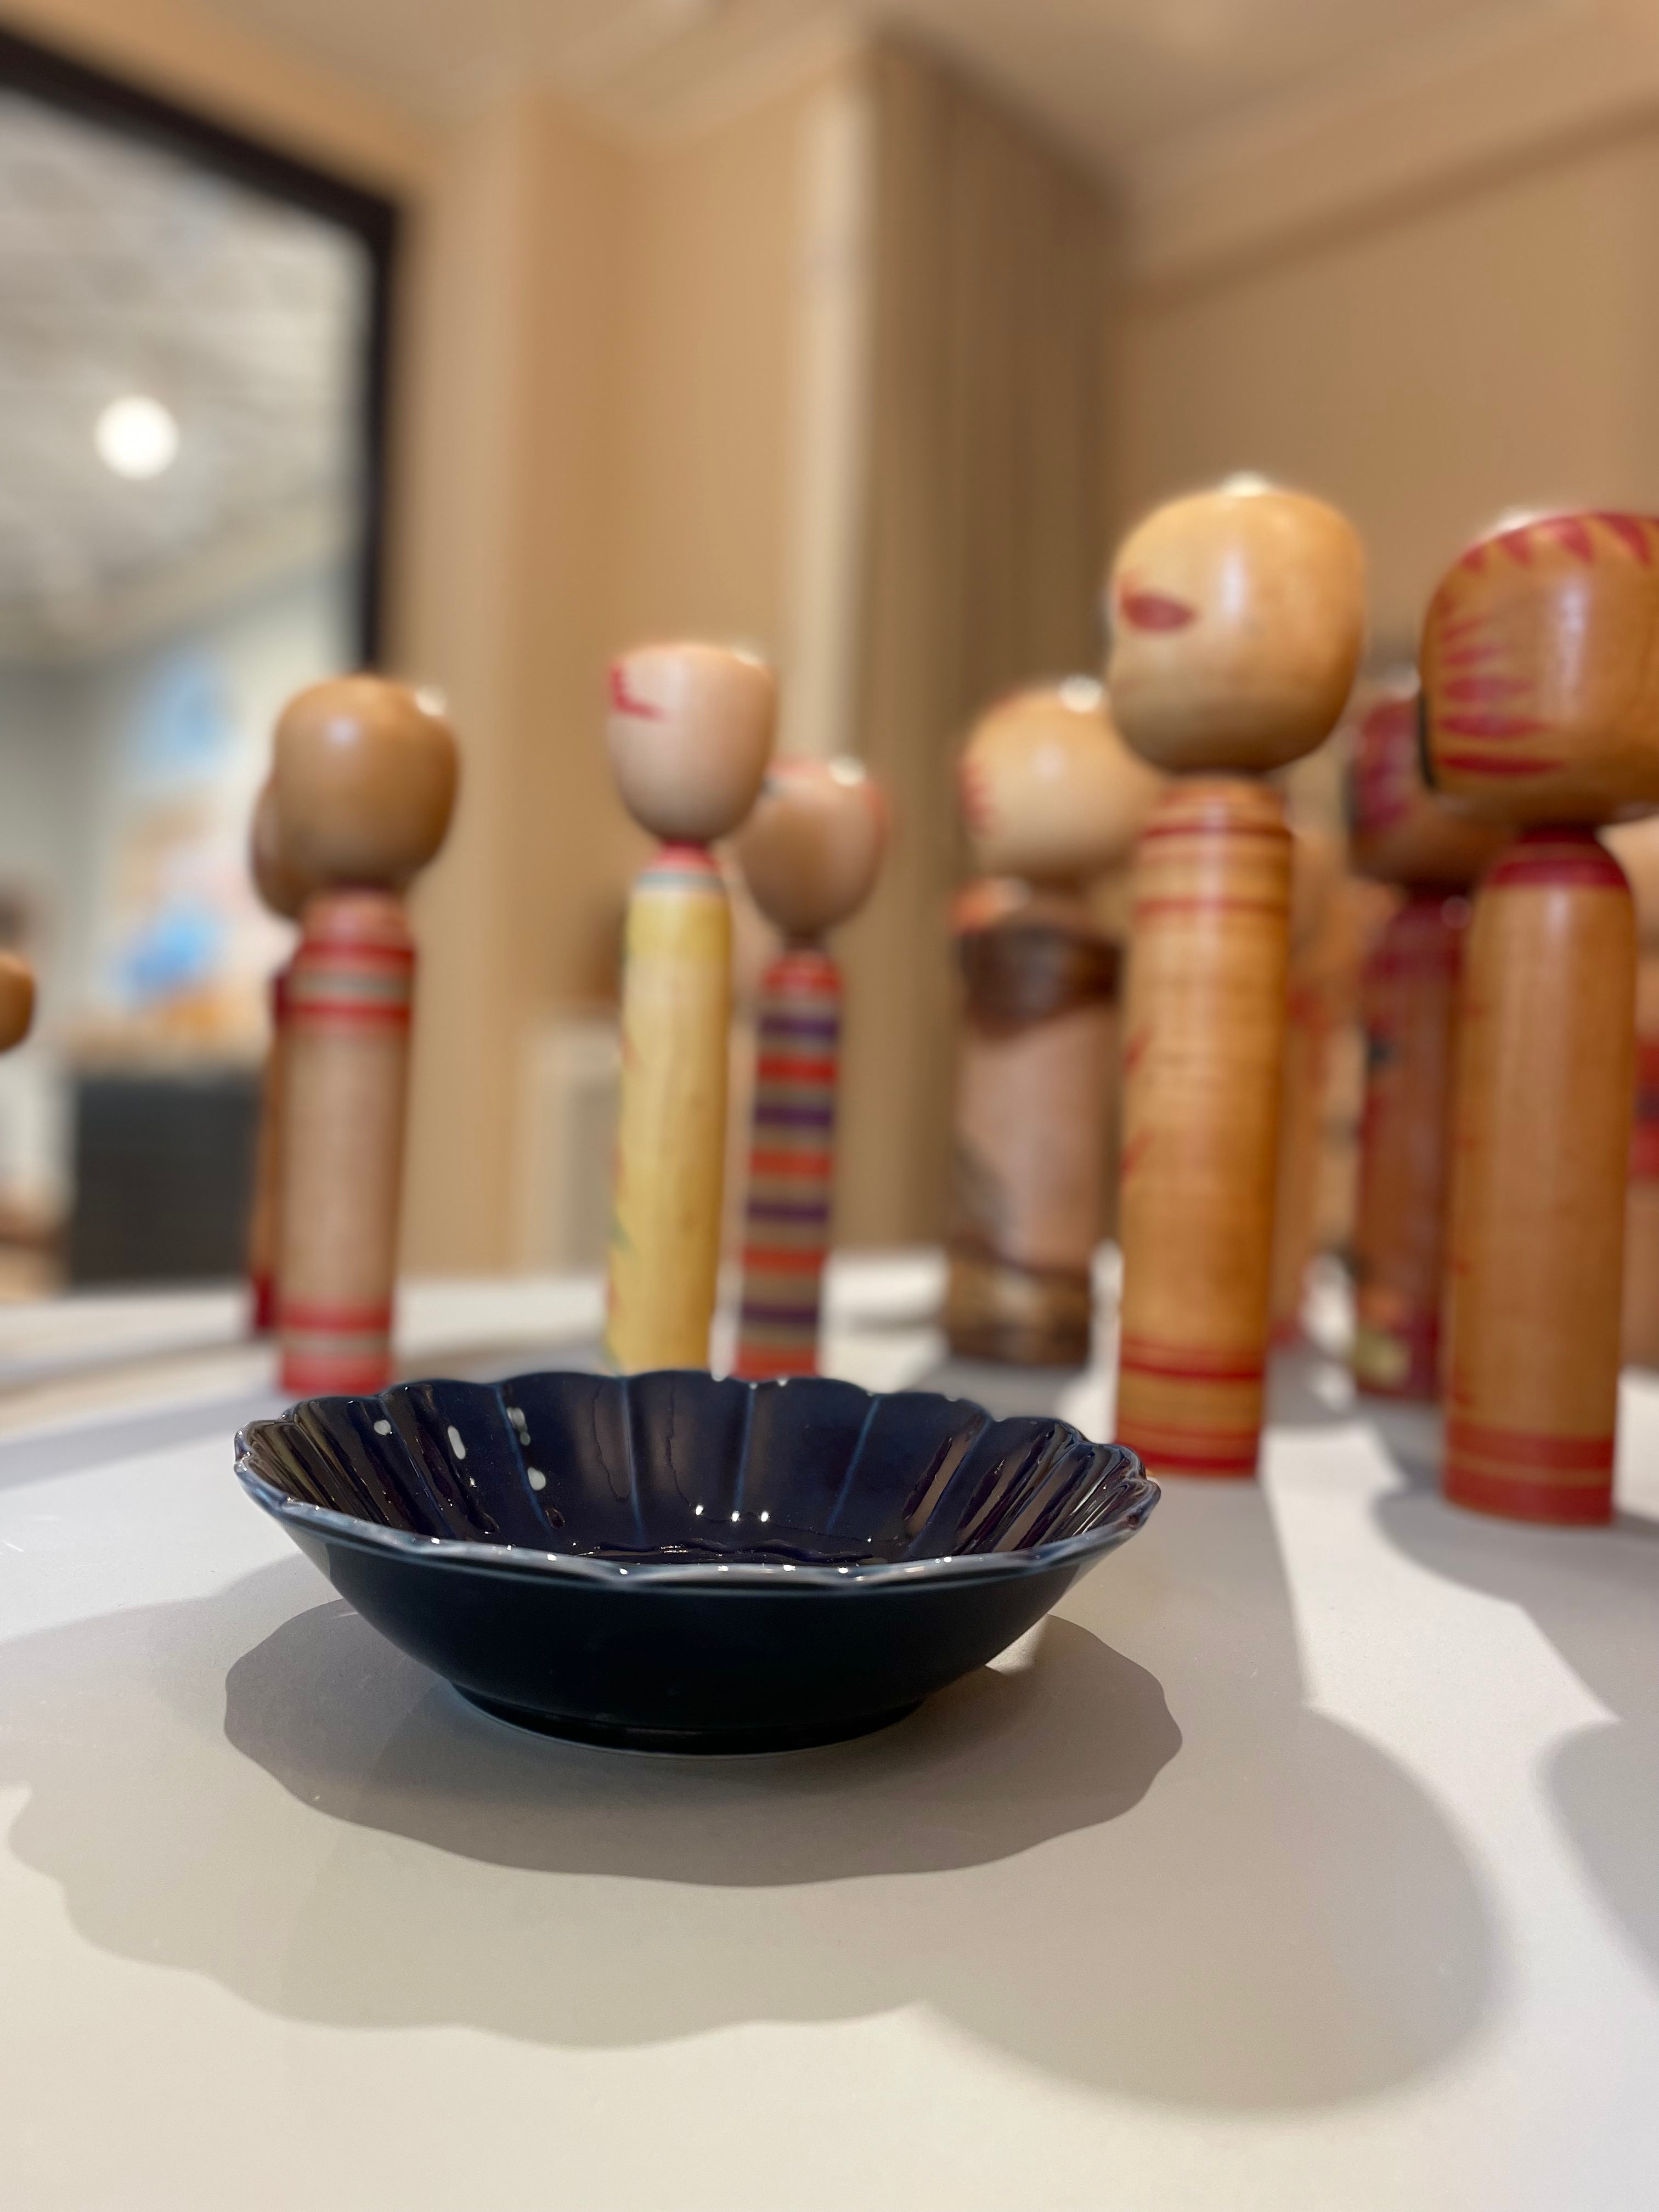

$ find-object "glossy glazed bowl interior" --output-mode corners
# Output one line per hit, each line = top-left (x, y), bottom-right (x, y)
(237, 1369), (1157, 1752)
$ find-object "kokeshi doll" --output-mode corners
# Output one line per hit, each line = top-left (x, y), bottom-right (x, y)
(269, 678), (459, 1396)
(1346, 679), (1508, 1397)
(605, 644), (776, 1373)
(1422, 509), (1659, 1523)
(1267, 826), (1342, 1344)
(731, 758), (888, 1377)
(0, 952), (35, 1053)
(1108, 482), (1365, 1476)
(1606, 819), (1659, 1366)
(1621, 955), (1659, 1367)
(945, 681), (1163, 1366)
(245, 780), (323, 1335)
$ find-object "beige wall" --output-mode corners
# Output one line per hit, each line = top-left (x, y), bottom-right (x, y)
(391, 93), (630, 1272)
(605, 82), (820, 679)
(1114, 129), (1659, 652)
(839, 40), (1111, 1249)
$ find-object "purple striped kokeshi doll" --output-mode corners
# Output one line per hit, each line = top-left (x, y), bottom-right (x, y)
(731, 758), (889, 1378)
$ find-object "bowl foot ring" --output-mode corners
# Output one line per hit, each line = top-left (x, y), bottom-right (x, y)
(457, 1688), (923, 1755)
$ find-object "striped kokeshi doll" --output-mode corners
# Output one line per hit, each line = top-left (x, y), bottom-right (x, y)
(245, 777), (325, 1337)
(268, 677), (459, 1396)
(1345, 673), (1508, 1398)
(1105, 480), (1365, 1477)
(1421, 509), (1659, 1521)
(731, 758), (888, 1378)
(1607, 814), (1659, 1369)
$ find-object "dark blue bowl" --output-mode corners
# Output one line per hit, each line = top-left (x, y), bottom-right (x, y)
(235, 1369), (1157, 1753)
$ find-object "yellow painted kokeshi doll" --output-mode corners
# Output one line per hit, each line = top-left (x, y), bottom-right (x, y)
(1422, 509), (1659, 1522)
(947, 680), (1163, 1366)
(1107, 481), (1365, 1476)
(604, 643), (776, 1373)
(269, 677), (459, 1396)
(1346, 677), (1508, 1398)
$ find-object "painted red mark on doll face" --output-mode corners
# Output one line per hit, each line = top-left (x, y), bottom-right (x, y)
(1439, 612), (1496, 645)
(1350, 700), (1417, 829)
(1540, 515), (1596, 562)
(1594, 512), (1656, 563)
(609, 663), (666, 720)
(1435, 751), (1562, 776)
(1436, 712), (1547, 740)
(1442, 676), (1531, 704)
(1117, 579), (1198, 633)
(1457, 511), (1659, 579)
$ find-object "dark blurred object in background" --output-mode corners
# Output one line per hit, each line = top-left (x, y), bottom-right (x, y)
(67, 1067), (260, 1285)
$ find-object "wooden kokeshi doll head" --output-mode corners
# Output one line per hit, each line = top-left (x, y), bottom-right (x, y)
(1420, 510), (1659, 825)
(1105, 479), (1367, 774)
(734, 757), (888, 939)
(607, 642), (776, 844)
(957, 679), (1164, 886)
(1347, 676), (1510, 889)
(272, 677), (460, 889)
(249, 778), (326, 921)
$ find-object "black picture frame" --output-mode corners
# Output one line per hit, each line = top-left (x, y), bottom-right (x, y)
(0, 23), (400, 662)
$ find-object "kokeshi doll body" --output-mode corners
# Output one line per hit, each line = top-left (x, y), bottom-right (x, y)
(946, 681), (1163, 1366)
(1108, 483), (1365, 1476)
(1267, 827), (1342, 1345)
(1346, 681), (1508, 1396)
(245, 781), (323, 1335)
(604, 645), (775, 1373)
(245, 966), (289, 1334)
(1422, 509), (1659, 1523)
(1607, 819), (1659, 1365)
(1622, 952), (1659, 1367)
(949, 880), (1120, 1363)
(270, 678), (459, 1396)
(731, 758), (887, 1377)
(1351, 895), (1463, 1396)
(281, 889), (419, 1390)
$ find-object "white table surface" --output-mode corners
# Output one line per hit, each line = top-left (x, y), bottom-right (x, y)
(1, 1254), (1655, 2211)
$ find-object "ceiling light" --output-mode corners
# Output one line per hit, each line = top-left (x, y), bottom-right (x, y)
(95, 395), (179, 480)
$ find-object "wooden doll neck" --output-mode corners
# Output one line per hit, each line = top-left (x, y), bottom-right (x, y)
(297, 886), (411, 948)
(1486, 826), (1627, 893)
(646, 839), (719, 872)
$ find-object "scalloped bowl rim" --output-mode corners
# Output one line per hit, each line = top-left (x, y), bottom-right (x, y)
(234, 1374), (1159, 1593)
